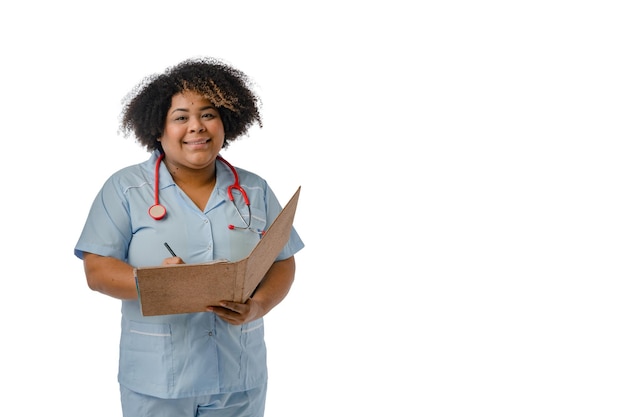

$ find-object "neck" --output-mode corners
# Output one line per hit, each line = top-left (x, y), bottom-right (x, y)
(164, 159), (217, 188)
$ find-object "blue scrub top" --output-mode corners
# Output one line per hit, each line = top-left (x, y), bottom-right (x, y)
(75, 151), (304, 399)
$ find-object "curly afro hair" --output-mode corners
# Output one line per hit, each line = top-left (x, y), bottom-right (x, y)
(120, 57), (262, 152)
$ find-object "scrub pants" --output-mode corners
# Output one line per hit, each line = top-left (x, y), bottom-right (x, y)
(120, 384), (267, 417)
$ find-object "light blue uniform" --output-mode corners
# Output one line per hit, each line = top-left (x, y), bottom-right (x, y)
(74, 151), (304, 405)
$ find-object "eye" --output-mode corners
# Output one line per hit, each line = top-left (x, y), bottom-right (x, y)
(202, 112), (217, 119)
(174, 115), (188, 122)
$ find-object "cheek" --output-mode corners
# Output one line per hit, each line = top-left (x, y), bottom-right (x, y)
(210, 119), (225, 134)
(161, 126), (184, 143)
(209, 121), (226, 142)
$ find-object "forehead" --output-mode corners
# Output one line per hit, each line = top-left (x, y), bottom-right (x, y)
(170, 90), (213, 108)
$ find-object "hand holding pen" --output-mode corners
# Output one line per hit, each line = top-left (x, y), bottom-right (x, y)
(162, 242), (185, 265)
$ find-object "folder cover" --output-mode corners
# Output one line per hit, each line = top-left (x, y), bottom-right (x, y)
(134, 186), (300, 316)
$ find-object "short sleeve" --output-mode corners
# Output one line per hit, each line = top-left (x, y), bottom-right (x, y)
(74, 175), (133, 261)
(263, 185), (305, 261)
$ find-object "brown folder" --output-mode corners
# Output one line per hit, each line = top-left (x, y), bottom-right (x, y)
(134, 186), (301, 316)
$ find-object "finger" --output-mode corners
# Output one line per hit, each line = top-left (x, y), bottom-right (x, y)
(207, 305), (236, 317)
(162, 256), (184, 265)
(218, 301), (241, 313)
(208, 307), (241, 325)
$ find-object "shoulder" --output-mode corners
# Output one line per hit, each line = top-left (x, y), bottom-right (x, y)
(98, 156), (154, 194)
(232, 165), (267, 185)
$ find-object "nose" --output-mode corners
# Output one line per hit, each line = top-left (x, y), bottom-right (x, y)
(189, 116), (206, 133)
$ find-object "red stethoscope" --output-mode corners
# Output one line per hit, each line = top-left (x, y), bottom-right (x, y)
(149, 153), (256, 232)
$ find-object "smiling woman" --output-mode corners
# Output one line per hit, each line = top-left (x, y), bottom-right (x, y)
(73, 57), (304, 417)
(158, 91), (225, 209)
(120, 57), (262, 150)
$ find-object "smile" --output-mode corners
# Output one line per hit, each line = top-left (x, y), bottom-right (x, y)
(183, 139), (210, 145)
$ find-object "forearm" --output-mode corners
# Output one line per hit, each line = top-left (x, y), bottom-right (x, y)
(251, 256), (296, 316)
(83, 252), (138, 300)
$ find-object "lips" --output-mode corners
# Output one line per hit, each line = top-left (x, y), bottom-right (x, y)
(183, 138), (210, 145)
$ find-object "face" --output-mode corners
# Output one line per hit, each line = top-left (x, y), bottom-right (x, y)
(159, 90), (225, 172)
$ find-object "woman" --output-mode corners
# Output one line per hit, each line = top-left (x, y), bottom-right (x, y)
(74, 57), (304, 417)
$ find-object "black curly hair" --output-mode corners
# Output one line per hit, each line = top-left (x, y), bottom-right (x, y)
(120, 57), (262, 152)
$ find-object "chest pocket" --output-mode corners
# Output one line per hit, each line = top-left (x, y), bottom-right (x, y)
(226, 205), (266, 261)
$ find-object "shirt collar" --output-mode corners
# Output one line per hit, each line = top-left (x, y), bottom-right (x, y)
(148, 150), (235, 203)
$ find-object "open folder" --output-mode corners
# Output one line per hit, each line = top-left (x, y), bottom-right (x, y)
(134, 186), (301, 316)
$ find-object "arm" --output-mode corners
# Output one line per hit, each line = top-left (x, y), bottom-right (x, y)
(83, 252), (183, 300)
(208, 256), (296, 325)
(83, 252), (138, 300)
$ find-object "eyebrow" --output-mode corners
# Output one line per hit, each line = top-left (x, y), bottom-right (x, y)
(169, 105), (217, 114)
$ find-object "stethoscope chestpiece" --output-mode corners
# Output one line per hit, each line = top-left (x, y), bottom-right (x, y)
(149, 203), (167, 220)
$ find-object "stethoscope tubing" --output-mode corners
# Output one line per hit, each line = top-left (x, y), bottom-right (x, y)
(149, 154), (252, 230)
(148, 153), (167, 220)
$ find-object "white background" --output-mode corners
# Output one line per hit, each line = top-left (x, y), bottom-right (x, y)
(1, 1), (625, 416)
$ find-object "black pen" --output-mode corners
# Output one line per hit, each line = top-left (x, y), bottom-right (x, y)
(163, 242), (177, 257)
